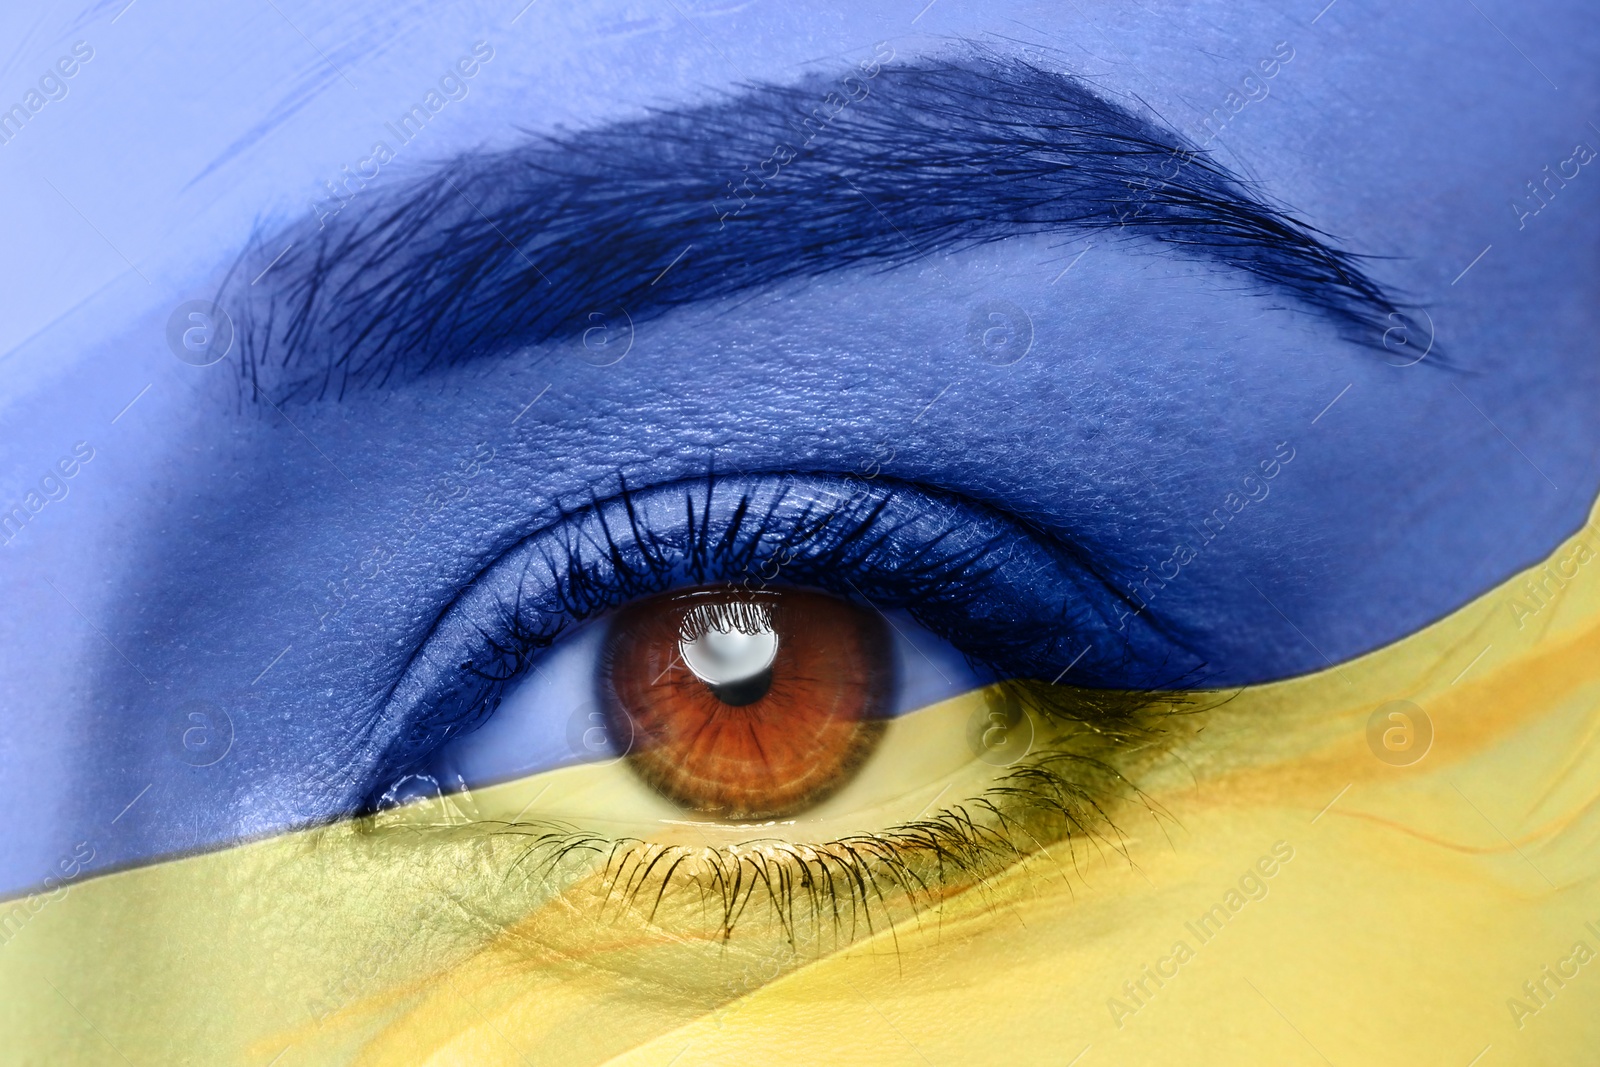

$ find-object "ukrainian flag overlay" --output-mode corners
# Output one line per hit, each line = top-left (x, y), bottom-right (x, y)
(3, 506), (1598, 1065)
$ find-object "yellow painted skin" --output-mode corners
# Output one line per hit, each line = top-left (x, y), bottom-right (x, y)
(3, 506), (1597, 1065)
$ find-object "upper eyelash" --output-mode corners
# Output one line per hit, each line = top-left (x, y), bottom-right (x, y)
(363, 471), (1205, 793)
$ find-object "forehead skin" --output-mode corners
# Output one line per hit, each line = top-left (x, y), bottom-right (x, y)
(0, 0), (1596, 890)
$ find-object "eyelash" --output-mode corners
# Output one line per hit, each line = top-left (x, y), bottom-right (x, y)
(481, 681), (1191, 946)
(368, 472), (1197, 774)
(358, 472), (1204, 938)
(361, 680), (1197, 948)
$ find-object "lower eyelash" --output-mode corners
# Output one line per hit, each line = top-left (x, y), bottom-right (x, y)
(468, 681), (1205, 948)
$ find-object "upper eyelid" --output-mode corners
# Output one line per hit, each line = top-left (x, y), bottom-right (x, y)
(360, 472), (1199, 789)
(224, 49), (1413, 404)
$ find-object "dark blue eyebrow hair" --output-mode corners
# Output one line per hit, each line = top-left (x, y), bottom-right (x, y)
(226, 50), (1416, 403)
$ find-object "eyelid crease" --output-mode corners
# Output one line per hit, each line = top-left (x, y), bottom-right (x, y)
(222, 47), (1424, 404)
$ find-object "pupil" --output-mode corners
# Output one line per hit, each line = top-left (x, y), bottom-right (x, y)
(707, 669), (774, 707)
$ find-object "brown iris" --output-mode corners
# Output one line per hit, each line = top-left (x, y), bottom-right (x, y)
(600, 585), (892, 820)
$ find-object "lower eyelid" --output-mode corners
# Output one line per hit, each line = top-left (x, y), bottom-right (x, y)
(368, 680), (1192, 946)
(159, 687), (1210, 1057)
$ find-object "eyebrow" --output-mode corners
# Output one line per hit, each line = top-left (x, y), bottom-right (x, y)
(227, 50), (1414, 402)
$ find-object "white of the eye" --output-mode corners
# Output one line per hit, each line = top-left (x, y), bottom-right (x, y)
(680, 614), (778, 686)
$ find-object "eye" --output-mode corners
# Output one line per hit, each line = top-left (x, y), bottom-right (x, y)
(363, 473), (1198, 932)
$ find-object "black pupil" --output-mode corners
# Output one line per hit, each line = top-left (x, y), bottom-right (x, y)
(707, 668), (774, 707)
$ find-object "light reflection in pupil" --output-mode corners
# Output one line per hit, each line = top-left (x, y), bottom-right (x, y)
(679, 605), (778, 707)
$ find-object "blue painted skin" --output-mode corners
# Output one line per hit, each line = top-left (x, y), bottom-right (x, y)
(0, 0), (1596, 893)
